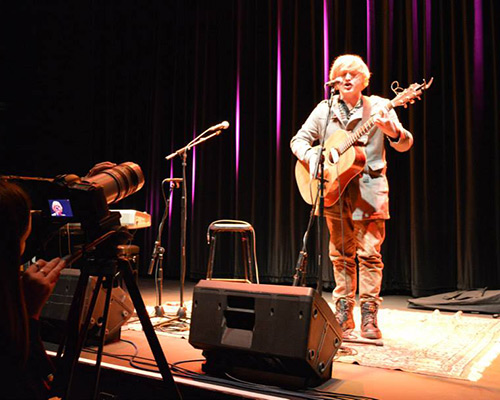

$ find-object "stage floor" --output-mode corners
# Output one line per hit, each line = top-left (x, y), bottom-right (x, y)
(46, 278), (500, 400)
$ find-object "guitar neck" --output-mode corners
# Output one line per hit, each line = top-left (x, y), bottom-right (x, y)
(337, 102), (394, 155)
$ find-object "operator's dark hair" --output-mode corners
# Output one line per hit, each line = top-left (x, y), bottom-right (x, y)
(0, 179), (32, 364)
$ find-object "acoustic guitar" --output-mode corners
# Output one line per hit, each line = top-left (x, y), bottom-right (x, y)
(295, 78), (433, 207)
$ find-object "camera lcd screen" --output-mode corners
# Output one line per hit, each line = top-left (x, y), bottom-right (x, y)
(49, 199), (73, 217)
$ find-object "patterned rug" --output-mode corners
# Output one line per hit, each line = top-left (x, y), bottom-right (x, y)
(123, 301), (500, 381)
(334, 307), (500, 381)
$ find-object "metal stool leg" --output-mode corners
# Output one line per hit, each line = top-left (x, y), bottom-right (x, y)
(250, 229), (259, 284)
(241, 233), (252, 283)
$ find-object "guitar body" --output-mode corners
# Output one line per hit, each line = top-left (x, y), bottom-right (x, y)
(295, 129), (366, 207)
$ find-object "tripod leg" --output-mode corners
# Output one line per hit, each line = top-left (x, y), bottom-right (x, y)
(92, 276), (114, 400)
(55, 268), (89, 360)
(52, 272), (106, 399)
(119, 258), (182, 399)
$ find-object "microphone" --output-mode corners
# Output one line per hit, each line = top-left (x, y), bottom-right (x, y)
(206, 121), (230, 133)
(148, 243), (159, 275)
(165, 121), (230, 161)
(164, 178), (183, 183)
(324, 77), (343, 88)
(163, 177), (183, 188)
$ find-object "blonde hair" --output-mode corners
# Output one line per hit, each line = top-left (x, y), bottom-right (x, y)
(329, 54), (371, 89)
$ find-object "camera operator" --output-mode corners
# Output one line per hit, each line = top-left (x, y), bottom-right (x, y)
(0, 179), (66, 399)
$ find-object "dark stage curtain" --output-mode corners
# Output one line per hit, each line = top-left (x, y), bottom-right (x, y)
(0, 1), (498, 297)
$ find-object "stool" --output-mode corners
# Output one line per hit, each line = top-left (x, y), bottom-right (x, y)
(206, 220), (259, 284)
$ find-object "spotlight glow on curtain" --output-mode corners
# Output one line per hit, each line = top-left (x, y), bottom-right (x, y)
(236, 72), (241, 182)
(473, 0), (483, 114)
(192, 144), (196, 209)
(276, 0), (282, 153)
(168, 159), (174, 231)
(367, 0), (374, 67)
(412, 0), (419, 76)
(323, 0), (330, 98)
(425, 0), (432, 77)
(236, 0), (242, 187)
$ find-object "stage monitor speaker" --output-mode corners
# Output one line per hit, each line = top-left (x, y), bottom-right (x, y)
(188, 280), (343, 387)
(40, 269), (134, 345)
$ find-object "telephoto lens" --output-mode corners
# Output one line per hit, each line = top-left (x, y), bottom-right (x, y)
(83, 162), (145, 204)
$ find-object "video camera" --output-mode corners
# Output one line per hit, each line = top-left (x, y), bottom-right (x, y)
(3, 161), (145, 263)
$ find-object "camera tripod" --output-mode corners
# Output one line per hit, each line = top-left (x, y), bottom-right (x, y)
(50, 228), (182, 400)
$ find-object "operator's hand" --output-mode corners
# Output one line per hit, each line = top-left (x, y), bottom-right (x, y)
(22, 258), (66, 320)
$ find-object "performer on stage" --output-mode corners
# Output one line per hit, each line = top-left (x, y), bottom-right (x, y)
(290, 54), (413, 339)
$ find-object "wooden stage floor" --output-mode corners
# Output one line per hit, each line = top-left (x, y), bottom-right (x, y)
(44, 278), (500, 400)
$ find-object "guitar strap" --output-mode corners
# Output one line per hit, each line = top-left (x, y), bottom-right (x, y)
(355, 96), (372, 145)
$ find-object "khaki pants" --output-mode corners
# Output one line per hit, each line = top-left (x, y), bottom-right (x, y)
(326, 218), (386, 305)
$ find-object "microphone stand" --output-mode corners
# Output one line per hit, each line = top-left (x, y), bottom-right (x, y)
(148, 179), (180, 317)
(178, 150), (188, 318)
(293, 88), (336, 295)
(165, 125), (227, 317)
(292, 176), (321, 286)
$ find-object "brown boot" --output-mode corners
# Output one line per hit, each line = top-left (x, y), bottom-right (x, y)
(335, 299), (355, 336)
(360, 301), (382, 339)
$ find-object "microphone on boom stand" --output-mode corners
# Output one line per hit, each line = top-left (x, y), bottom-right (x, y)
(148, 177), (183, 317)
(164, 120), (230, 319)
(293, 80), (339, 288)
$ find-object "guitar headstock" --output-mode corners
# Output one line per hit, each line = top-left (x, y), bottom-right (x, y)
(390, 77), (434, 108)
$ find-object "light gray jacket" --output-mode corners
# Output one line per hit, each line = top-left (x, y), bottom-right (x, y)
(290, 95), (413, 220)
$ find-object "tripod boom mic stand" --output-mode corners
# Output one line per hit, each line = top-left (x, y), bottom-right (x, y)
(148, 179), (181, 317)
(293, 88), (336, 293)
(164, 121), (230, 317)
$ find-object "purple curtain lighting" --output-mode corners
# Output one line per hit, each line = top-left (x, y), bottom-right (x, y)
(191, 141), (197, 213)
(235, 65), (241, 185)
(473, 0), (484, 116)
(366, 0), (374, 67)
(168, 160), (174, 233)
(323, 0), (330, 98)
(276, 0), (282, 154)
(412, 0), (420, 78)
(235, 1), (242, 186)
(425, 0), (432, 78)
